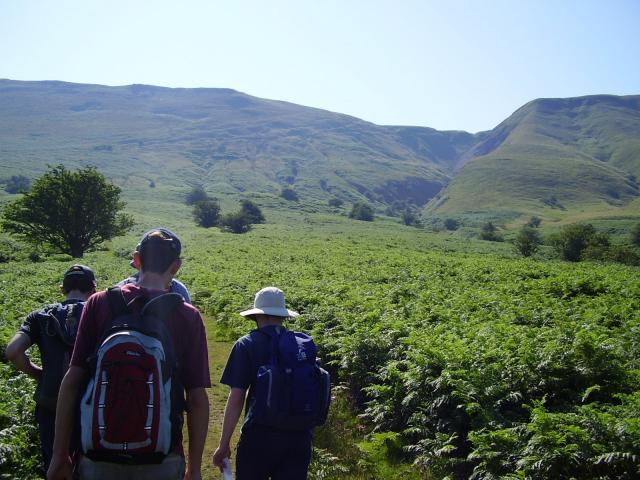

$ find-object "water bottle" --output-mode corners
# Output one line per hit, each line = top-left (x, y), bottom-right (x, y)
(222, 457), (233, 480)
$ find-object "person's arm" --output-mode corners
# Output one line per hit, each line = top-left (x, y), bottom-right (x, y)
(5, 332), (42, 380)
(184, 387), (209, 480)
(47, 366), (87, 480)
(212, 387), (246, 470)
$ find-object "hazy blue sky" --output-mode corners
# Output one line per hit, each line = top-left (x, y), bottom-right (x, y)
(1, 0), (639, 132)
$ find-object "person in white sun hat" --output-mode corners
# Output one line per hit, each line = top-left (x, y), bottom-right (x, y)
(213, 286), (331, 480)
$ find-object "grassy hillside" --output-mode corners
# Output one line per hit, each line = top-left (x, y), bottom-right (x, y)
(0, 79), (476, 209)
(428, 95), (640, 221)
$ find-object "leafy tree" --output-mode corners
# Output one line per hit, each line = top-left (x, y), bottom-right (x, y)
(513, 227), (541, 257)
(349, 202), (374, 221)
(401, 210), (422, 227)
(240, 200), (265, 224)
(328, 197), (343, 208)
(4, 175), (31, 194)
(479, 222), (503, 242)
(548, 224), (609, 262)
(185, 185), (208, 205)
(220, 211), (252, 234)
(193, 199), (221, 228)
(280, 187), (299, 202)
(443, 218), (459, 231)
(631, 223), (640, 247)
(526, 216), (542, 228)
(1, 165), (133, 257)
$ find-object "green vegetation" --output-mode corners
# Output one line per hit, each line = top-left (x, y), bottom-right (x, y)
(513, 226), (542, 257)
(1, 165), (134, 257)
(219, 211), (252, 234)
(186, 185), (209, 205)
(281, 187), (299, 202)
(0, 206), (638, 479)
(193, 199), (221, 228)
(239, 200), (265, 225)
(3, 175), (31, 194)
(349, 202), (374, 221)
(479, 221), (504, 242)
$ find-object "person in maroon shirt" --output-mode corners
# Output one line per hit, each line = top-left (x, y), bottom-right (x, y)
(47, 228), (211, 480)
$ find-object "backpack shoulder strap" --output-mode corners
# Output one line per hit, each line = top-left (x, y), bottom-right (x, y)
(140, 293), (184, 323)
(106, 287), (128, 319)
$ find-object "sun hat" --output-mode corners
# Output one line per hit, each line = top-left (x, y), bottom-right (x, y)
(240, 287), (299, 318)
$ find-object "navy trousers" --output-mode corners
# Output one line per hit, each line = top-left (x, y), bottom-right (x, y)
(236, 425), (312, 480)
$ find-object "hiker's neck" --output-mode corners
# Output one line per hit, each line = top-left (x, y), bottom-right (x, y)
(255, 317), (286, 328)
(137, 271), (172, 291)
(64, 290), (92, 302)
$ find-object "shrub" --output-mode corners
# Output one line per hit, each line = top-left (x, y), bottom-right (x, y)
(3, 175), (31, 194)
(280, 187), (299, 202)
(479, 222), (504, 242)
(444, 218), (459, 231)
(401, 210), (422, 227)
(193, 199), (221, 228)
(548, 224), (610, 262)
(240, 200), (265, 224)
(185, 185), (208, 205)
(328, 197), (343, 208)
(349, 202), (374, 221)
(526, 216), (542, 228)
(513, 227), (541, 257)
(631, 223), (640, 247)
(219, 211), (252, 234)
(1, 165), (133, 258)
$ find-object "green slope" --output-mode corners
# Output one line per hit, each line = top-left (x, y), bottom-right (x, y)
(428, 95), (640, 220)
(0, 79), (474, 208)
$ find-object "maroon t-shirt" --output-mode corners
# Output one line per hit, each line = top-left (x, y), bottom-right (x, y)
(71, 283), (211, 453)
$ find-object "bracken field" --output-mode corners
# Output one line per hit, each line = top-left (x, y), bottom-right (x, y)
(1, 206), (639, 479)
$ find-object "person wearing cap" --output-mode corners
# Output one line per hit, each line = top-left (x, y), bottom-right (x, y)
(212, 287), (313, 480)
(48, 228), (211, 480)
(118, 231), (192, 304)
(5, 264), (97, 473)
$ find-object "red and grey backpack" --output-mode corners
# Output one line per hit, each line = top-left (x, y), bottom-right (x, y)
(80, 287), (185, 464)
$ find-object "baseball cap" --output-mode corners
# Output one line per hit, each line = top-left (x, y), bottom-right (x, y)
(63, 264), (96, 283)
(138, 227), (182, 257)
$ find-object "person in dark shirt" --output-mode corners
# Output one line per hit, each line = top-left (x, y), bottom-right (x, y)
(5, 264), (96, 472)
(212, 287), (313, 480)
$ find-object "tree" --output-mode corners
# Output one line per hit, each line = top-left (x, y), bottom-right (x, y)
(185, 185), (209, 205)
(349, 202), (374, 221)
(193, 199), (221, 228)
(548, 223), (609, 262)
(401, 209), (422, 227)
(1, 165), (133, 257)
(240, 200), (265, 224)
(631, 223), (640, 247)
(280, 187), (299, 202)
(526, 216), (541, 228)
(513, 227), (541, 257)
(4, 175), (31, 194)
(444, 218), (459, 231)
(479, 222), (503, 242)
(219, 211), (252, 234)
(328, 197), (343, 208)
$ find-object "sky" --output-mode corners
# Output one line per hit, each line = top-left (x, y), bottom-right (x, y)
(1, 0), (639, 133)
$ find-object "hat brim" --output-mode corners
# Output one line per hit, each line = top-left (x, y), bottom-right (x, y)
(240, 307), (299, 318)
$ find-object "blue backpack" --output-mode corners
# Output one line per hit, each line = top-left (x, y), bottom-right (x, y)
(251, 329), (331, 430)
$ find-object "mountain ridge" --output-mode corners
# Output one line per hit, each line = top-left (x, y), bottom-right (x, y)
(0, 79), (638, 222)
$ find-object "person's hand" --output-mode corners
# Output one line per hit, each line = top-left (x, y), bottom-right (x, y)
(46, 455), (72, 480)
(212, 444), (231, 471)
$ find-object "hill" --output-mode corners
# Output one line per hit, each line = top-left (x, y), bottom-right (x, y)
(427, 95), (640, 221)
(0, 79), (476, 208)
(0, 81), (638, 223)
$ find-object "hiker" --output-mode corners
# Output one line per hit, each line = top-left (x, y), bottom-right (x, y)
(118, 240), (192, 304)
(5, 264), (96, 473)
(212, 287), (330, 480)
(47, 228), (210, 480)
